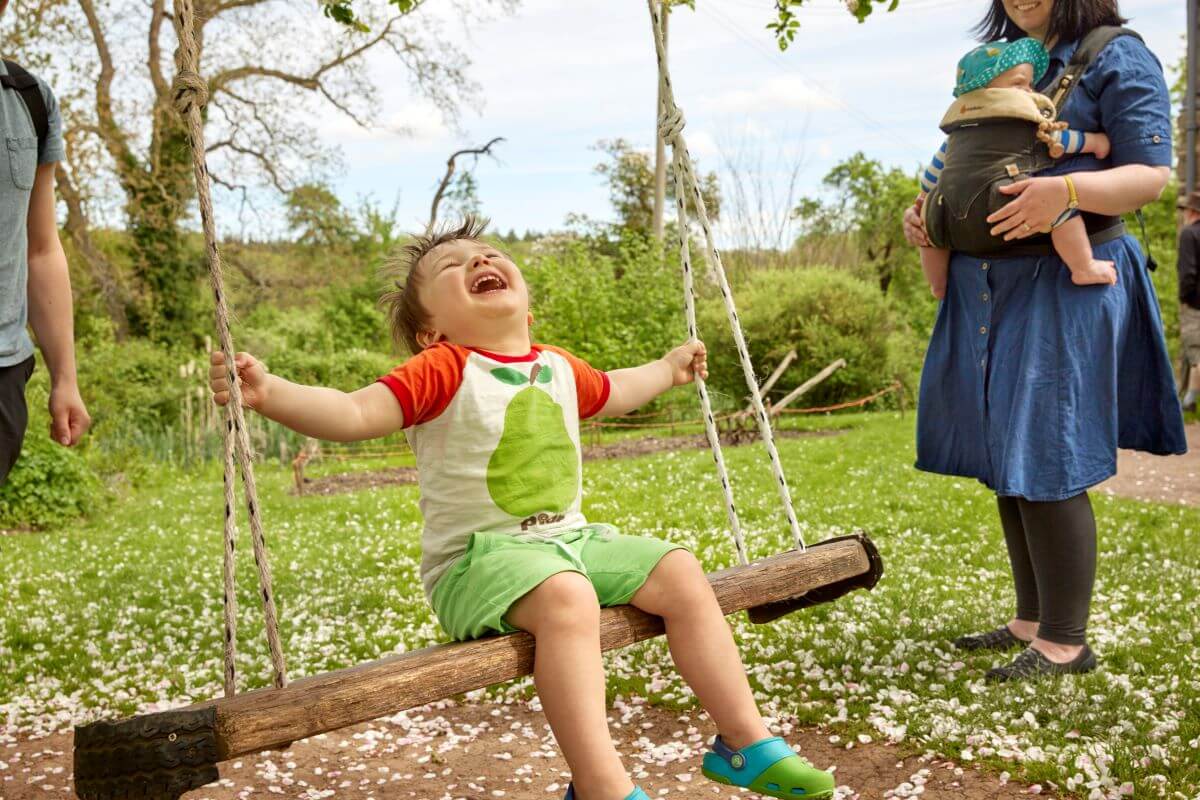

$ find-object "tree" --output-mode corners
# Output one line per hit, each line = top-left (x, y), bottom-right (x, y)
(5, 0), (494, 341)
(593, 138), (720, 235)
(794, 152), (919, 294)
(285, 184), (356, 247)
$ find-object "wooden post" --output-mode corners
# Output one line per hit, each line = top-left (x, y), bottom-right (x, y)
(745, 349), (797, 416)
(770, 358), (847, 416)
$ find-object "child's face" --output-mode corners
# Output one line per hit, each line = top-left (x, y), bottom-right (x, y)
(416, 238), (530, 347)
(988, 63), (1036, 92)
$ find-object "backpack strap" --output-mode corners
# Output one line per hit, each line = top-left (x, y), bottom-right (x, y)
(0, 60), (48, 148)
(1047, 26), (1144, 114)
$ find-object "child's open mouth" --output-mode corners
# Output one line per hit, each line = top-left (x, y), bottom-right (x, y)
(1013, 1), (1040, 11)
(470, 271), (508, 294)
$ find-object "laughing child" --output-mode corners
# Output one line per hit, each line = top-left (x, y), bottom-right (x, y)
(210, 217), (837, 800)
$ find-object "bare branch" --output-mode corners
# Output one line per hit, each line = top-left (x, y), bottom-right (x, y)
(428, 137), (504, 232)
(208, 15), (400, 97)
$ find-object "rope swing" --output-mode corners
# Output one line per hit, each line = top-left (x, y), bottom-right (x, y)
(71, 6), (882, 797)
(647, 0), (807, 558)
(171, 0), (287, 693)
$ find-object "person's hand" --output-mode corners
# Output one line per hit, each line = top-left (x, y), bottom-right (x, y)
(903, 195), (930, 247)
(47, 381), (90, 447)
(661, 340), (708, 386)
(988, 177), (1070, 240)
(210, 350), (271, 409)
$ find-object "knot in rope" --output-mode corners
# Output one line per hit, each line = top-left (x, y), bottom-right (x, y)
(658, 105), (685, 142)
(172, 69), (209, 117)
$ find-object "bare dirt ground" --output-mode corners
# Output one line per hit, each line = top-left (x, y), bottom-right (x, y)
(296, 430), (844, 497)
(1097, 423), (1200, 507)
(4, 699), (1052, 800)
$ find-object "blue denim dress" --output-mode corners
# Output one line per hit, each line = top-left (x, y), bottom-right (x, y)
(915, 34), (1188, 501)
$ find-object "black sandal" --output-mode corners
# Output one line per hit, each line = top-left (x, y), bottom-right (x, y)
(953, 626), (1026, 652)
(986, 645), (1097, 682)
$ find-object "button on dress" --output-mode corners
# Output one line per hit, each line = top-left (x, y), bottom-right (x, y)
(915, 34), (1187, 501)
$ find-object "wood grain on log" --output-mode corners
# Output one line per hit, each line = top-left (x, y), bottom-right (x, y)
(202, 538), (871, 759)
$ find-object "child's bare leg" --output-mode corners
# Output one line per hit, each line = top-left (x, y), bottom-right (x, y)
(1051, 217), (1116, 286)
(629, 550), (772, 749)
(506, 573), (634, 800)
(920, 246), (951, 299)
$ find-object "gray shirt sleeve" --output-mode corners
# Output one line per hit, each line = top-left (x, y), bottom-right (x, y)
(35, 77), (65, 165)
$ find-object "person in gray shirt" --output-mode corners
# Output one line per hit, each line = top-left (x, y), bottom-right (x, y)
(0, 0), (90, 485)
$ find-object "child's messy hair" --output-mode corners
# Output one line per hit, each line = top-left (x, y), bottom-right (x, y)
(381, 214), (491, 354)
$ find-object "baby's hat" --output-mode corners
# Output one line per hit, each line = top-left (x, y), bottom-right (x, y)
(954, 38), (1050, 97)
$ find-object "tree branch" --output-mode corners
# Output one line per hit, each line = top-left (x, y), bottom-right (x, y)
(428, 137), (504, 232)
(207, 15), (401, 97)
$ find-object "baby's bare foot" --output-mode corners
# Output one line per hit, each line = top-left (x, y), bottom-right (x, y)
(1092, 136), (1111, 161)
(1071, 260), (1117, 286)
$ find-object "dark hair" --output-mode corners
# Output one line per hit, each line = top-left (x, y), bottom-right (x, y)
(380, 214), (491, 354)
(972, 0), (1127, 45)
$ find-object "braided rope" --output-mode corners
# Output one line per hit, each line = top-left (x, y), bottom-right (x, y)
(221, 414), (238, 698)
(647, 0), (807, 553)
(171, 0), (288, 689)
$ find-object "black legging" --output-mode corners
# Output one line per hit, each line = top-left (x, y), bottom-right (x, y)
(997, 492), (1097, 646)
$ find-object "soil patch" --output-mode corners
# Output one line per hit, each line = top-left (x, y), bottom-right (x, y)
(296, 429), (844, 496)
(3, 699), (1052, 800)
(1097, 423), (1200, 507)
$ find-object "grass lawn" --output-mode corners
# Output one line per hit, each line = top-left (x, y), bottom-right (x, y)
(1, 412), (1197, 798)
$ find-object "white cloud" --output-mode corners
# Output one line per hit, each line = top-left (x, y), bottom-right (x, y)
(701, 74), (840, 115)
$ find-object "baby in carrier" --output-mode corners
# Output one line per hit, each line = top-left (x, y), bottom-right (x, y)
(918, 38), (1114, 298)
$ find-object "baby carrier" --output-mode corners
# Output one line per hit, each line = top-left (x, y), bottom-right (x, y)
(921, 27), (1140, 258)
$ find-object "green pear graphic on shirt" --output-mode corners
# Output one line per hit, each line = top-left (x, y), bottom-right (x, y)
(486, 363), (579, 517)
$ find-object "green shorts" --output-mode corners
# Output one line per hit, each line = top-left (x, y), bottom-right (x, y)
(430, 524), (686, 641)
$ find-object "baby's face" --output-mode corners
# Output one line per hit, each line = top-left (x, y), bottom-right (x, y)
(416, 238), (530, 346)
(988, 63), (1036, 92)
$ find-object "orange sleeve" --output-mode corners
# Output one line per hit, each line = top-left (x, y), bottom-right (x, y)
(377, 343), (468, 428)
(537, 345), (611, 419)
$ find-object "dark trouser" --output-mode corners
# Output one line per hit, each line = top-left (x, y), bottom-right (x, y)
(997, 492), (1097, 646)
(0, 356), (35, 486)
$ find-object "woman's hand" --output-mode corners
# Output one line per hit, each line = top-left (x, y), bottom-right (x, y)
(903, 195), (930, 247)
(988, 177), (1070, 240)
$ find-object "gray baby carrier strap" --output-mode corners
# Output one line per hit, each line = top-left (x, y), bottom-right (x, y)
(922, 27), (1141, 259)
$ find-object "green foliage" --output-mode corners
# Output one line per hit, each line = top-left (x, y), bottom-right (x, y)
(266, 348), (397, 393)
(321, 0), (421, 31)
(795, 152), (922, 296)
(769, 0), (900, 51)
(0, 387), (99, 530)
(285, 184), (358, 248)
(698, 266), (919, 408)
(524, 231), (685, 373)
(593, 139), (720, 235)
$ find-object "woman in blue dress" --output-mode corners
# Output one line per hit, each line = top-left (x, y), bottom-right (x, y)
(902, 0), (1187, 682)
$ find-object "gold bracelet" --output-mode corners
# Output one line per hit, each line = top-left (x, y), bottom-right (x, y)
(1064, 175), (1079, 210)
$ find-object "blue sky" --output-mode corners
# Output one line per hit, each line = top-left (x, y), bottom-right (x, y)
(317, 0), (1185, 242)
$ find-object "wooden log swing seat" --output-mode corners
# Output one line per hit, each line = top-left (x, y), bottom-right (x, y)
(72, 2), (884, 797)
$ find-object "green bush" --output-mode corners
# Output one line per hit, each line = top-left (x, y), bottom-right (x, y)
(524, 231), (685, 370)
(72, 338), (194, 437)
(266, 348), (397, 392)
(699, 266), (915, 409)
(0, 390), (100, 529)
